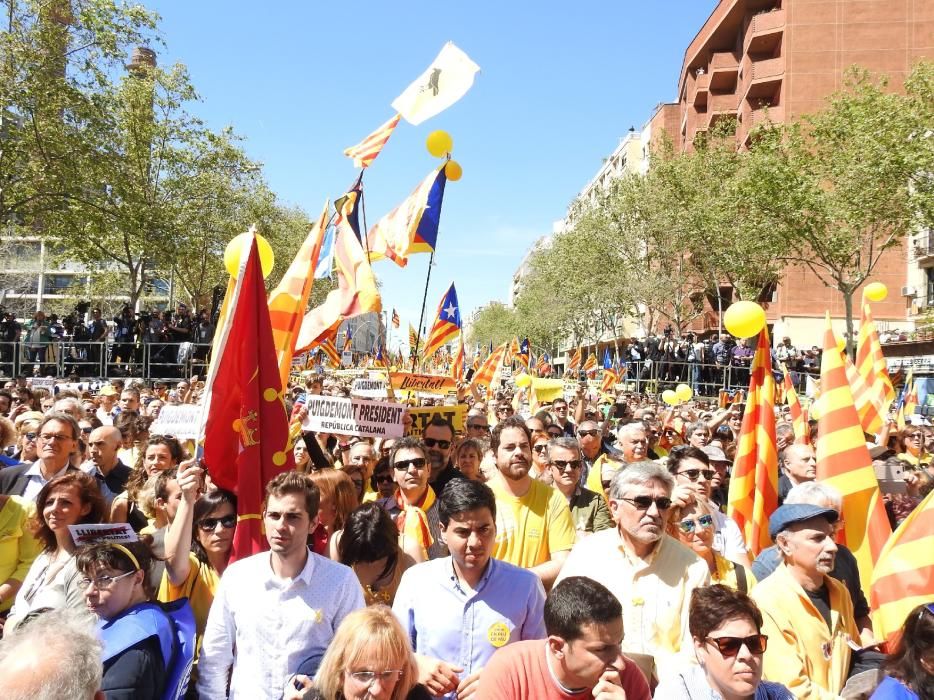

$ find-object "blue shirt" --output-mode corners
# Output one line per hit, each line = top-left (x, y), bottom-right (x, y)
(871, 676), (919, 700)
(392, 556), (546, 698)
(653, 663), (793, 699)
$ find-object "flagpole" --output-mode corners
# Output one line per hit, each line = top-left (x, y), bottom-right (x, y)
(411, 251), (435, 372)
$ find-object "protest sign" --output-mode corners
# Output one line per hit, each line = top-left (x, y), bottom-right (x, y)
(302, 395), (405, 438)
(69, 523), (138, 546)
(351, 377), (390, 399)
(150, 404), (202, 440)
(341, 350), (353, 367)
(31, 377), (55, 393)
(390, 372), (457, 394)
(407, 403), (468, 433)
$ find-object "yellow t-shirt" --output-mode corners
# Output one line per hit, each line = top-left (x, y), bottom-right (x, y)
(0, 496), (41, 613)
(491, 478), (576, 569)
(157, 552), (221, 656)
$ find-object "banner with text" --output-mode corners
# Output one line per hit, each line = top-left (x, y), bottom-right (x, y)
(351, 377), (390, 399)
(407, 403), (468, 433)
(390, 372), (457, 395)
(302, 395), (405, 438)
(150, 404), (202, 441)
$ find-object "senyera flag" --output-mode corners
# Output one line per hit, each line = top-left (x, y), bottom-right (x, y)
(198, 233), (294, 562)
(726, 327), (778, 556)
(343, 113), (401, 169)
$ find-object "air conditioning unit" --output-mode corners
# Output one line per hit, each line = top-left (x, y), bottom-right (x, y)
(902, 286), (917, 298)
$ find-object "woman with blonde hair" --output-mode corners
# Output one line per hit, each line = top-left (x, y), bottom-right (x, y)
(308, 469), (358, 559)
(288, 605), (429, 700)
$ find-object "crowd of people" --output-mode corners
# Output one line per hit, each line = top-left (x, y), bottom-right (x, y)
(0, 368), (931, 700)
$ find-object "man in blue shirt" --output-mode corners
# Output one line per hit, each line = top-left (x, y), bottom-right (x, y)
(392, 478), (547, 699)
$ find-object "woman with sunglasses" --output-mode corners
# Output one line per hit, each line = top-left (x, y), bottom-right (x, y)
(287, 605), (429, 700)
(77, 539), (195, 700)
(112, 435), (186, 531)
(159, 460), (234, 660)
(654, 584), (792, 699)
(897, 426), (932, 467)
(872, 602), (934, 699)
(530, 432), (553, 483)
(5, 471), (106, 632)
(669, 499), (756, 593)
(13, 417), (41, 463)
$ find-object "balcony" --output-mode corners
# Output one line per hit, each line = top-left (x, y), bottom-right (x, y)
(745, 55), (784, 100)
(744, 8), (785, 55)
(915, 231), (934, 262)
(709, 51), (740, 90)
(692, 71), (710, 107)
(708, 92), (740, 116)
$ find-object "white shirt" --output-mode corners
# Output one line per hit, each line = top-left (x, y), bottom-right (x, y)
(712, 510), (748, 561)
(21, 461), (72, 502)
(95, 406), (116, 426)
(197, 547), (365, 700)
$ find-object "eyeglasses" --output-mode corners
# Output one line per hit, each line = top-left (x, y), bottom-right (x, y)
(678, 514), (714, 534)
(393, 457), (427, 471)
(533, 444), (548, 454)
(552, 459), (582, 471)
(77, 570), (137, 590)
(467, 423), (489, 432)
(346, 669), (403, 686)
(677, 468), (716, 482)
(908, 433), (924, 440)
(705, 634), (768, 657)
(423, 438), (451, 450)
(619, 496), (672, 511)
(38, 433), (73, 442)
(198, 515), (237, 532)
(80, 426), (93, 434)
(578, 429), (600, 438)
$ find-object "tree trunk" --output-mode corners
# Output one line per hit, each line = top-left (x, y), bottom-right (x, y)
(842, 286), (855, 360)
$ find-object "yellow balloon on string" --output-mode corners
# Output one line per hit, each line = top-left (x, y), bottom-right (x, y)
(723, 301), (766, 338)
(864, 282), (887, 302)
(445, 160), (463, 181)
(675, 384), (693, 402)
(426, 130), (453, 158)
(224, 232), (274, 279)
(662, 389), (678, 406)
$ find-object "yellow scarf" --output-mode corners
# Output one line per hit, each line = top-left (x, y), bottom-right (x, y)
(397, 487), (436, 558)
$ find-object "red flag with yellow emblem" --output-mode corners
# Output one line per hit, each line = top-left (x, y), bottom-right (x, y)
(199, 233), (294, 562)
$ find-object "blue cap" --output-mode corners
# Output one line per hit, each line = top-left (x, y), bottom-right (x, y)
(768, 503), (838, 540)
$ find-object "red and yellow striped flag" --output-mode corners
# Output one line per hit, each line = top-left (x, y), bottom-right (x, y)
(781, 364), (809, 444)
(566, 347), (582, 372)
(600, 367), (619, 393)
(582, 354), (597, 373)
(450, 335), (465, 382)
(815, 314), (891, 600)
(843, 351), (883, 437)
(471, 342), (507, 391)
(726, 328), (778, 556)
(343, 113), (401, 169)
(315, 336), (341, 368)
(856, 299), (896, 409)
(870, 488), (934, 645)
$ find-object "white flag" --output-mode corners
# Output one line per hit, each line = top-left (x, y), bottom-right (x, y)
(391, 42), (480, 125)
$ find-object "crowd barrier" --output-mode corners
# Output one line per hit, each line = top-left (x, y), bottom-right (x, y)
(0, 340), (212, 381)
(608, 359), (820, 400)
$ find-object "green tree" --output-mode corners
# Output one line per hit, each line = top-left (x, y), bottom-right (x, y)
(467, 301), (518, 348)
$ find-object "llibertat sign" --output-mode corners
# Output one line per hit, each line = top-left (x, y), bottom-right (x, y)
(390, 372), (457, 394)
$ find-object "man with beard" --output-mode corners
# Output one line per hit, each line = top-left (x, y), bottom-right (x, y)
(488, 416), (575, 589)
(751, 504), (860, 698)
(555, 461), (709, 683)
(423, 416), (463, 496)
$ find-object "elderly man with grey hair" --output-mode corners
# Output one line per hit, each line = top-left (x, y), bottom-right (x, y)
(555, 460), (709, 683)
(751, 480), (873, 641)
(0, 609), (104, 700)
(546, 436), (613, 536)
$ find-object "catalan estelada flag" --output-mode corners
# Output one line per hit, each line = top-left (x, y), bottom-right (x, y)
(391, 308), (400, 328)
(296, 193), (382, 352)
(895, 369), (918, 431)
(343, 113), (401, 169)
(367, 166), (447, 267)
(726, 327), (778, 556)
(601, 348), (619, 393)
(536, 352), (549, 375)
(781, 364), (809, 444)
(567, 347), (582, 372)
(870, 488), (934, 645)
(516, 338), (531, 369)
(374, 345), (387, 369)
(471, 342), (507, 392)
(198, 232), (294, 562)
(816, 314), (891, 599)
(450, 334), (464, 381)
(268, 201), (330, 390)
(422, 283), (461, 361)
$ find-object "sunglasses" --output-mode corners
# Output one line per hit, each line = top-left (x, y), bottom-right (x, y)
(198, 514), (237, 532)
(678, 514), (714, 534)
(552, 459), (582, 471)
(619, 496), (672, 511)
(423, 438), (451, 450)
(23, 431), (37, 441)
(533, 444), (549, 454)
(547, 430), (563, 438)
(578, 429), (600, 438)
(81, 426), (93, 434)
(375, 474), (394, 484)
(393, 457), (428, 471)
(705, 634), (768, 657)
(467, 423), (489, 432)
(677, 468), (716, 482)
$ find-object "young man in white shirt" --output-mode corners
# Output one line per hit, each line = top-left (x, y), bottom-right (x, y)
(197, 471), (365, 700)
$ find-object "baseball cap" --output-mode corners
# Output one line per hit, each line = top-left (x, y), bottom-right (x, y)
(99, 385), (118, 396)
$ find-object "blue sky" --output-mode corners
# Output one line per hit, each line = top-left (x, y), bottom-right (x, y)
(147, 1), (715, 342)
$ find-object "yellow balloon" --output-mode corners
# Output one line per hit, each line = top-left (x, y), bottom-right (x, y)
(444, 160), (463, 181)
(426, 130), (453, 158)
(864, 282), (888, 302)
(515, 372), (531, 388)
(224, 232), (275, 279)
(662, 389), (678, 406)
(723, 301), (766, 338)
(676, 383), (693, 402)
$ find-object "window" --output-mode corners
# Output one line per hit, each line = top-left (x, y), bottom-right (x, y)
(926, 268), (934, 307)
(43, 274), (86, 295)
